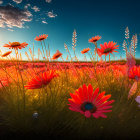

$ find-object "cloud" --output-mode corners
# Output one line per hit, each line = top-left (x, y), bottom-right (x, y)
(24, 4), (31, 9)
(7, 28), (14, 32)
(47, 11), (57, 18)
(0, 5), (32, 28)
(42, 21), (48, 24)
(13, 0), (22, 4)
(31, 6), (40, 12)
(0, 0), (3, 5)
(46, 0), (52, 3)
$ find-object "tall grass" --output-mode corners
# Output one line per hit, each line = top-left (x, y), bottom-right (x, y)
(0, 30), (140, 139)
(0, 63), (140, 139)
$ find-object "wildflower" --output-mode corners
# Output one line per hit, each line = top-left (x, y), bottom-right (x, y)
(88, 36), (101, 43)
(128, 81), (138, 99)
(0, 78), (10, 88)
(128, 66), (140, 81)
(81, 48), (91, 54)
(135, 96), (140, 107)
(24, 70), (59, 89)
(68, 84), (114, 118)
(1, 51), (12, 57)
(35, 34), (48, 41)
(97, 41), (119, 57)
(3, 42), (28, 50)
(32, 111), (39, 119)
(52, 50), (62, 60)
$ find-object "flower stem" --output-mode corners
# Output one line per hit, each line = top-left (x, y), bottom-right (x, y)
(41, 41), (46, 60)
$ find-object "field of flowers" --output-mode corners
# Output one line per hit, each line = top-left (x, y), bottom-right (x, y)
(0, 28), (140, 139)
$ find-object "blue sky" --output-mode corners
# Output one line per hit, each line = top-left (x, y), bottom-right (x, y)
(0, 0), (140, 61)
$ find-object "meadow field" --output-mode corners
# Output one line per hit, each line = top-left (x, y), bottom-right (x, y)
(0, 30), (140, 139)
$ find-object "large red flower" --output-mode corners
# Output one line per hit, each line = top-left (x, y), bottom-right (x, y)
(97, 41), (119, 57)
(24, 70), (59, 89)
(3, 42), (28, 50)
(128, 66), (140, 81)
(68, 84), (114, 118)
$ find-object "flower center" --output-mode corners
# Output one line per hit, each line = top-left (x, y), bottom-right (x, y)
(39, 37), (45, 41)
(93, 39), (98, 42)
(11, 42), (21, 47)
(83, 50), (88, 54)
(81, 102), (97, 113)
(103, 48), (112, 53)
(53, 54), (62, 59)
(85, 103), (93, 110)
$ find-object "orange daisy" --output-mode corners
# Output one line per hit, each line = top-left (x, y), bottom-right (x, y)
(88, 36), (101, 43)
(3, 42), (28, 50)
(35, 34), (48, 41)
(24, 70), (59, 89)
(81, 48), (91, 54)
(52, 50), (62, 60)
(68, 84), (114, 118)
(97, 41), (119, 57)
(1, 51), (12, 57)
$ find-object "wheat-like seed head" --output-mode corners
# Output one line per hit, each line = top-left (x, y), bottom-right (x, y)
(64, 43), (68, 52)
(20, 53), (22, 60)
(25, 52), (31, 61)
(125, 27), (129, 39)
(66, 55), (69, 61)
(29, 48), (34, 60)
(72, 29), (77, 49)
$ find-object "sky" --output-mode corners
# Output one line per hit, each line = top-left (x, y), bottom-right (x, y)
(0, 0), (140, 61)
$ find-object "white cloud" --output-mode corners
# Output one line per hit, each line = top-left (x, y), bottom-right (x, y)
(0, 5), (32, 28)
(0, 0), (3, 4)
(47, 11), (57, 18)
(13, 0), (22, 4)
(31, 6), (40, 12)
(42, 21), (48, 24)
(24, 4), (31, 9)
(46, 0), (52, 3)
(8, 28), (14, 31)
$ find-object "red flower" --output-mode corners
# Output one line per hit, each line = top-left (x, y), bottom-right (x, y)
(97, 41), (119, 57)
(89, 36), (101, 43)
(3, 42), (28, 50)
(35, 34), (48, 41)
(24, 70), (59, 89)
(81, 48), (91, 54)
(128, 66), (140, 81)
(52, 50), (62, 60)
(1, 51), (12, 57)
(68, 84), (114, 118)
(0, 78), (10, 88)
